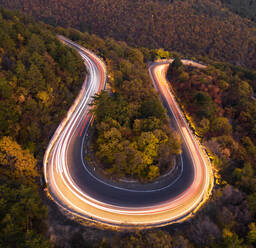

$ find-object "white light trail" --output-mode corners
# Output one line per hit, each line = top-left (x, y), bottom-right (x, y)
(43, 36), (214, 228)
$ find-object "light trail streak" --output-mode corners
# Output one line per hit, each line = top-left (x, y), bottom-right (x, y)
(43, 36), (214, 229)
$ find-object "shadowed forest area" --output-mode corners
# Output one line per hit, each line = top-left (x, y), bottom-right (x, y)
(221, 0), (256, 21)
(0, 0), (255, 70)
(166, 57), (256, 247)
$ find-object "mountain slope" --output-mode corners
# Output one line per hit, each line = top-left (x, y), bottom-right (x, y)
(0, 0), (255, 69)
(221, 0), (256, 21)
(0, 8), (85, 247)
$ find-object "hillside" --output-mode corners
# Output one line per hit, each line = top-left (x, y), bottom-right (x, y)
(167, 58), (256, 247)
(221, 0), (256, 21)
(0, 8), (85, 247)
(0, 0), (255, 70)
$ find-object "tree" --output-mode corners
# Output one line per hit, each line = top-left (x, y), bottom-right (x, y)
(24, 64), (45, 92)
(0, 9), (88, 246)
(138, 132), (159, 156)
(27, 34), (45, 55)
(0, 77), (12, 99)
(0, 184), (50, 248)
(24, 231), (52, 248)
(193, 91), (216, 119)
(0, 136), (39, 183)
(222, 228), (244, 248)
(247, 192), (256, 216)
(210, 117), (232, 137)
(148, 165), (160, 180)
(97, 127), (122, 164)
(198, 118), (210, 137)
(247, 223), (256, 245)
(140, 97), (165, 119)
(154, 48), (170, 59)
(37, 91), (50, 107)
(15, 60), (26, 85)
(114, 230), (173, 248)
(167, 57), (183, 77)
(178, 71), (189, 82)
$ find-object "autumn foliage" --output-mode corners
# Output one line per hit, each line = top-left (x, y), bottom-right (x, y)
(0, 8), (84, 247)
(0, 0), (255, 69)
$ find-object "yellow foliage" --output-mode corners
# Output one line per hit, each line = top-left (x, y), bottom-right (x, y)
(155, 48), (170, 59)
(0, 136), (39, 181)
(148, 165), (160, 180)
(223, 228), (233, 239)
(37, 91), (50, 106)
(141, 152), (153, 166)
(18, 94), (25, 103)
(17, 33), (24, 42)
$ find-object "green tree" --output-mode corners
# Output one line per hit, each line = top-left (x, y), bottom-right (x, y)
(247, 192), (256, 216)
(0, 184), (50, 248)
(140, 97), (165, 119)
(24, 64), (45, 92)
(167, 57), (183, 77)
(210, 117), (232, 137)
(27, 34), (45, 55)
(247, 223), (256, 245)
(178, 71), (189, 82)
(16, 60), (26, 84)
(198, 118), (210, 137)
(0, 77), (12, 99)
(193, 91), (216, 119)
(222, 228), (244, 248)
(24, 231), (52, 248)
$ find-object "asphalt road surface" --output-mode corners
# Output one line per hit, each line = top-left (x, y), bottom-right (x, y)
(43, 36), (213, 228)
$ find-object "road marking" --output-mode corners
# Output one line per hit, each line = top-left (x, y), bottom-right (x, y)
(44, 36), (213, 228)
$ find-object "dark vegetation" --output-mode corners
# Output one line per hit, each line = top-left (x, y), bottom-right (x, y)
(164, 57), (256, 247)
(0, 8), (85, 247)
(0, 0), (255, 70)
(221, 0), (256, 21)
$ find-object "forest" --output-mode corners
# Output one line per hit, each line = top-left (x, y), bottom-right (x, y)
(221, 0), (256, 21)
(165, 57), (256, 247)
(56, 27), (182, 182)
(0, 8), (85, 247)
(0, 0), (255, 70)
(87, 41), (181, 181)
(0, 5), (256, 248)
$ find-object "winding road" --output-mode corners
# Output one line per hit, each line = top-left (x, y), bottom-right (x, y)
(43, 36), (213, 229)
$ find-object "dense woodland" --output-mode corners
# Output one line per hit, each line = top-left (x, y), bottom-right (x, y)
(0, 0), (255, 70)
(165, 57), (256, 247)
(221, 0), (256, 21)
(0, 8), (85, 247)
(1, 5), (256, 248)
